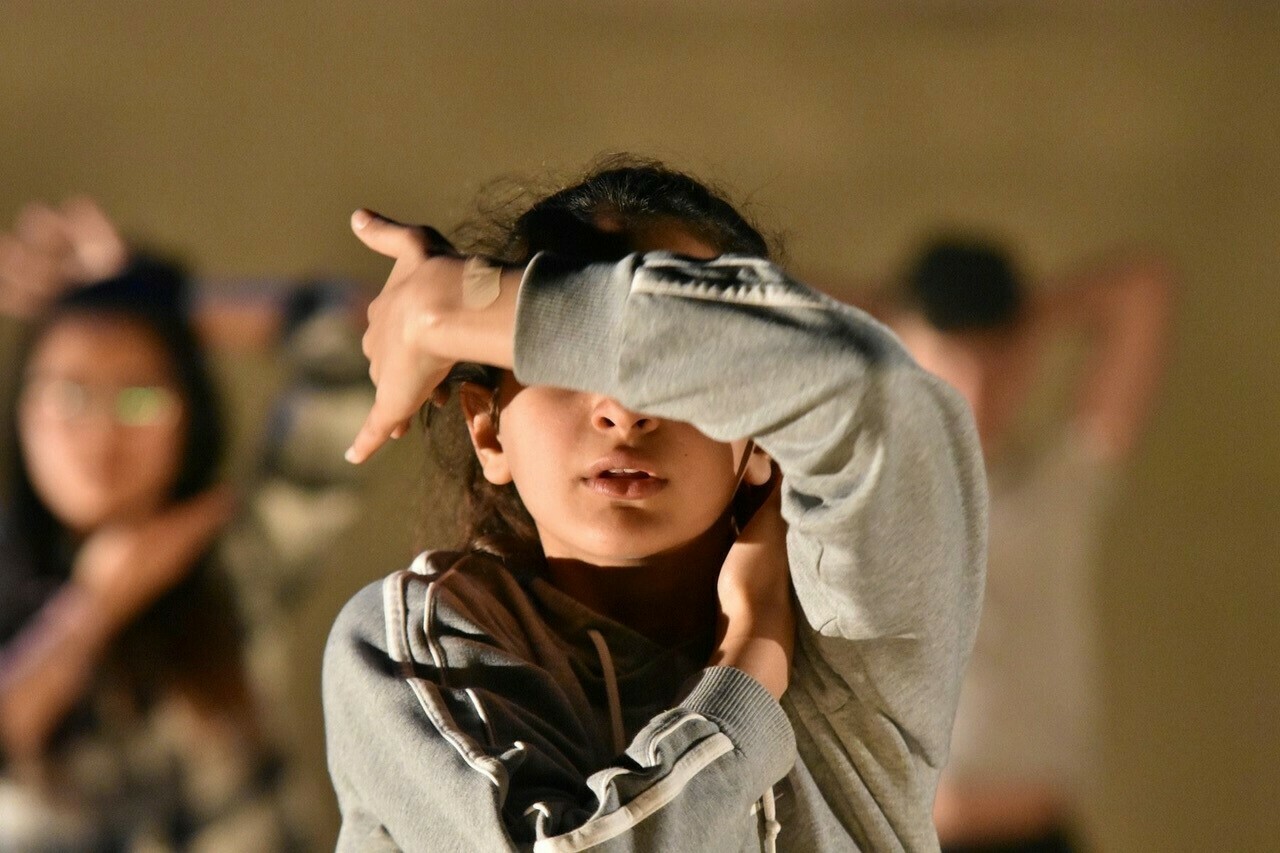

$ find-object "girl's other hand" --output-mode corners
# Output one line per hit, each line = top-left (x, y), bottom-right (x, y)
(711, 477), (795, 700)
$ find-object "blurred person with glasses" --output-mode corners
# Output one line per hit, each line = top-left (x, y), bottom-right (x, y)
(0, 200), (296, 851)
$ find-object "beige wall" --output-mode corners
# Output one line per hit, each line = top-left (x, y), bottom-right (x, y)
(3, 3), (1277, 850)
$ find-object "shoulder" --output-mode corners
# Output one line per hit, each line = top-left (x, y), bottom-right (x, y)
(322, 552), (469, 725)
(326, 551), (454, 649)
(325, 549), (533, 672)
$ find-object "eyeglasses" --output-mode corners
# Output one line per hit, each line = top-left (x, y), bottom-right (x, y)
(21, 378), (181, 427)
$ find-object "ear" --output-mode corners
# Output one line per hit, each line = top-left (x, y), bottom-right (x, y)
(458, 383), (512, 486)
(742, 444), (774, 487)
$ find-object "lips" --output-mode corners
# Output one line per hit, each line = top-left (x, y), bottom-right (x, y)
(583, 451), (667, 500)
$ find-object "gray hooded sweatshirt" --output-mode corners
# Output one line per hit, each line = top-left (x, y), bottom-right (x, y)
(323, 251), (986, 852)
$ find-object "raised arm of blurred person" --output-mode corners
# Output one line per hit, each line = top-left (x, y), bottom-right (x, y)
(0, 198), (299, 352)
(882, 237), (1176, 852)
(868, 242), (1174, 460)
(0, 198), (129, 318)
(1035, 252), (1175, 462)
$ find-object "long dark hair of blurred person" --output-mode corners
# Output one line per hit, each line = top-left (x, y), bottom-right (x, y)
(0, 259), (282, 851)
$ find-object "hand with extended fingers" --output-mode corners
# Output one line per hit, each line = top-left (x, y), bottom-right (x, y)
(345, 210), (521, 465)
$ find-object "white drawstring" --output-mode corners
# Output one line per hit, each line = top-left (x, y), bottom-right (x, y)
(587, 629), (626, 755)
(589, 628), (782, 849)
(759, 784), (781, 852)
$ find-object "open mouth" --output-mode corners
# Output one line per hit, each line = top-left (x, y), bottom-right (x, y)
(584, 459), (666, 499)
(597, 468), (652, 479)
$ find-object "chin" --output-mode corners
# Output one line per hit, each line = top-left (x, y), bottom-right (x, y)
(537, 519), (652, 563)
(48, 504), (112, 534)
(533, 498), (730, 566)
(53, 493), (151, 532)
(569, 522), (713, 566)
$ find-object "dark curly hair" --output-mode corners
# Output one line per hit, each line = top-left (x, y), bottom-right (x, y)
(423, 156), (772, 561)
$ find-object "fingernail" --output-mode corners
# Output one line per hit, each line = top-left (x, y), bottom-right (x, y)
(344, 446), (359, 463)
(351, 209), (373, 231)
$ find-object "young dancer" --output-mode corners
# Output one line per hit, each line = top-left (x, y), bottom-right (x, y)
(324, 162), (987, 851)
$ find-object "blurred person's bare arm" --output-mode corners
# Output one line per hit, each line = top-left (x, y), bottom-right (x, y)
(1037, 252), (1175, 460)
(0, 489), (234, 763)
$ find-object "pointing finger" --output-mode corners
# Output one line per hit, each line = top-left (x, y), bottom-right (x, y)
(345, 403), (397, 464)
(350, 209), (430, 260)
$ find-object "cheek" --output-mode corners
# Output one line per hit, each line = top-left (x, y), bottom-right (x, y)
(122, 425), (185, 492)
(16, 420), (110, 529)
(500, 424), (574, 506)
(654, 430), (744, 537)
(670, 424), (740, 478)
(18, 416), (78, 498)
(497, 398), (579, 480)
(18, 416), (186, 528)
(669, 440), (740, 518)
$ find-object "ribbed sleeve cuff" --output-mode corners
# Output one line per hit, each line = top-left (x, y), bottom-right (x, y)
(512, 251), (639, 392)
(678, 666), (796, 781)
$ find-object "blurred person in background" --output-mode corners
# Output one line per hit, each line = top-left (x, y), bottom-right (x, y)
(0, 261), (290, 849)
(0, 198), (357, 850)
(877, 236), (1173, 853)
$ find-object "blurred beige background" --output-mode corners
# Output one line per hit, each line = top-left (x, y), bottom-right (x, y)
(3, 2), (1277, 850)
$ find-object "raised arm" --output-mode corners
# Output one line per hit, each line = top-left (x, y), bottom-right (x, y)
(0, 489), (233, 763)
(1038, 252), (1174, 461)
(345, 207), (984, 684)
(0, 198), (128, 319)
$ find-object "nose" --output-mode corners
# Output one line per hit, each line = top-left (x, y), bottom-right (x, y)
(590, 397), (659, 439)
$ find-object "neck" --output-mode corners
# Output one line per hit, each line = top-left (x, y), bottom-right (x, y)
(543, 519), (732, 647)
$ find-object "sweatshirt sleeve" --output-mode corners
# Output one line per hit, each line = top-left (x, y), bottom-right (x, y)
(323, 571), (796, 853)
(514, 251), (987, 847)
